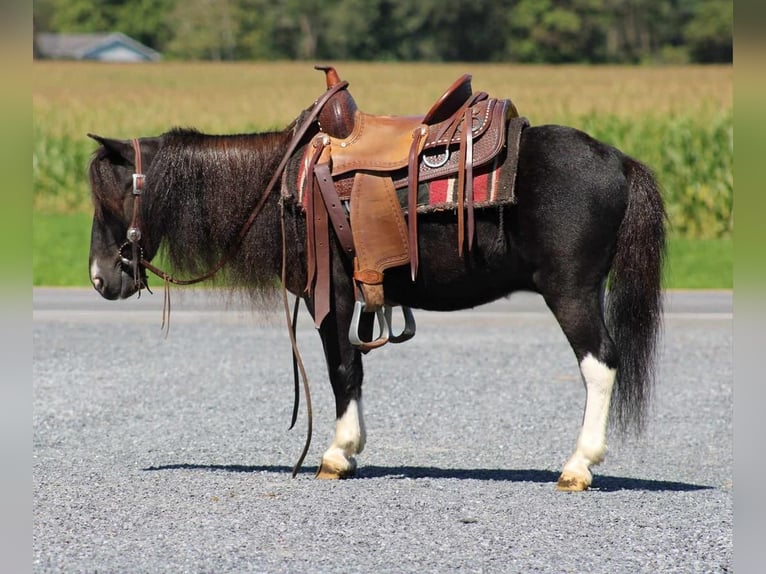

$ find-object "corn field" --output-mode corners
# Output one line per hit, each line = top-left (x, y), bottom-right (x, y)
(33, 61), (732, 238)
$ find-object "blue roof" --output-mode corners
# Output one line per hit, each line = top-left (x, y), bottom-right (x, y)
(36, 32), (161, 62)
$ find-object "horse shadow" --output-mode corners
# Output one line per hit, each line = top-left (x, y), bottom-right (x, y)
(143, 463), (713, 492)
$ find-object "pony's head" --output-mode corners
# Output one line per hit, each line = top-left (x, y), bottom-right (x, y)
(87, 134), (161, 300)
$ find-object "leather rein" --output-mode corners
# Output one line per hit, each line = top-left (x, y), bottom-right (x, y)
(119, 80), (350, 477)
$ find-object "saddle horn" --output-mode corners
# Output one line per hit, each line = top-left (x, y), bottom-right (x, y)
(314, 65), (357, 139)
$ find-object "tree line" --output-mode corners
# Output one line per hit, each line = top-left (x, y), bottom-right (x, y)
(34, 0), (732, 64)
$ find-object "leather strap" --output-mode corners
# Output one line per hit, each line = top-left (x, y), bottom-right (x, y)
(456, 110), (467, 255)
(407, 126), (427, 280)
(303, 137), (327, 293)
(128, 138), (146, 290)
(306, 161), (355, 329)
(465, 106), (475, 253)
(314, 163), (355, 255)
(311, 175), (331, 328)
(455, 104), (477, 256)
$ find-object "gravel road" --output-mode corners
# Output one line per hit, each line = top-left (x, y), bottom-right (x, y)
(33, 288), (732, 573)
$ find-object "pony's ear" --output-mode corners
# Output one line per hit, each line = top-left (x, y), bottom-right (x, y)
(87, 134), (134, 163)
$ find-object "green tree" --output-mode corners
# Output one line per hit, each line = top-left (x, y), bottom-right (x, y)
(113, 0), (176, 50)
(211, 0), (289, 60)
(35, 0), (732, 63)
(36, 0), (174, 52)
(315, 0), (382, 60)
(684, 0), (732, 62)
(424, 0), (515, 62)
(509, 0), (590, 63)
(164, 0), (239, 60)
(47, 0), (114, 32)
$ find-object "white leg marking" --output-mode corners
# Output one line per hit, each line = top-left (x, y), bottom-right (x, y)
(333, 397), (366, 455)
(562, 354), (616, 484)
(320, 398), (366, 476)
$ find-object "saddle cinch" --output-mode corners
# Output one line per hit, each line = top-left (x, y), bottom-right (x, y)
(303, 66), (521, 351)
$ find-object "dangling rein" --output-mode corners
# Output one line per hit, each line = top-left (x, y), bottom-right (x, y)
(125, 81), (350, 477)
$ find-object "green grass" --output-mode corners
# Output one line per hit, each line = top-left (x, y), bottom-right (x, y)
(663, 236), (733, 289)
(33, 212), (732, 289)
(33, 212), (92, 287)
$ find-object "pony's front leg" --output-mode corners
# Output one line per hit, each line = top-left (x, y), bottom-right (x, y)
(557, 354), (616, 491)
(312, 287), (373, 479)
(317, 394), (366, 479)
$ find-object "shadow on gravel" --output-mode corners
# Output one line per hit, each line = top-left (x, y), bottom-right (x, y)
(144, 463), (712, 492)
(590, 475), (714, 492)
(359, 467), (713, 491)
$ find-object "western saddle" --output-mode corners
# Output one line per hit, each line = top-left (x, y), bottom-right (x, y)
(302, 66), (519, 350)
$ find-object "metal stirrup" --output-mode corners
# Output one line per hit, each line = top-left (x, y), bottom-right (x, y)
(385, 305), (416, 344)
(348, 300), (389, 351)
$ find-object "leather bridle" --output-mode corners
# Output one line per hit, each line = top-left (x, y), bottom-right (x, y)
(118, 138), (148, 295)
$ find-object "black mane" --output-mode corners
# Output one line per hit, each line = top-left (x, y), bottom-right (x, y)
(90, 127), (296, 300)
(152, 128), (294, 293)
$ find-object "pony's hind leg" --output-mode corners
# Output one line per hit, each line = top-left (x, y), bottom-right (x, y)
(542, 286), (618, 491)
(557, 353), (616, 491)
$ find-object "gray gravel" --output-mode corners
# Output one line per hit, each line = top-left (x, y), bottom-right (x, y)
(33, 288), (732, 573)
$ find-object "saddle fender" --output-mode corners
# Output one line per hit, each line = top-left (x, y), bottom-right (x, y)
(349, 172), (410, 311)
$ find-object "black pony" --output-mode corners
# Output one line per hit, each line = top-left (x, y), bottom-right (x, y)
(88, 97), (664, 491)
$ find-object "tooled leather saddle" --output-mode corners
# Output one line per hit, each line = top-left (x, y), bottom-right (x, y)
(299, 66), (523, 350)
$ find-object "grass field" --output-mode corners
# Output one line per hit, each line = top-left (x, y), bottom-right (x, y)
(32, 61), (732, 288)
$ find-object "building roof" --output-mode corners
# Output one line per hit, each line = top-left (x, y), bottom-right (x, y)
(35, 32), (161, 62)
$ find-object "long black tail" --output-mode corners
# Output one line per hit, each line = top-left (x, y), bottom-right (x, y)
(607, 158), (666, 434)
